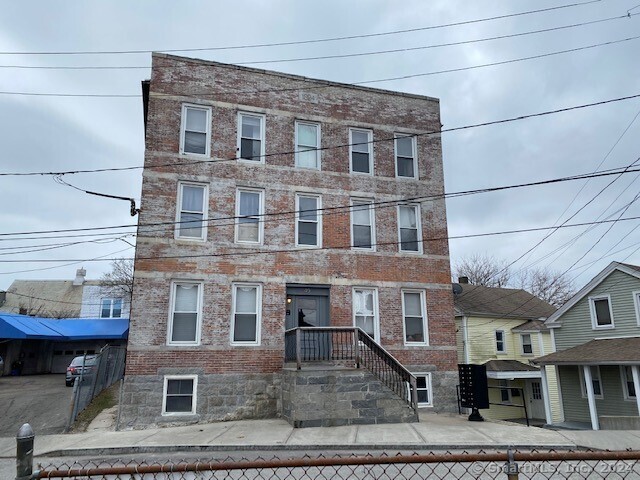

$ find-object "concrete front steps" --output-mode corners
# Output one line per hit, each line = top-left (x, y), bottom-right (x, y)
(281, 365), (418, 427)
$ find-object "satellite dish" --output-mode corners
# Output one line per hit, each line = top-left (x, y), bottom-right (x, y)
(452, 283), (463, 295)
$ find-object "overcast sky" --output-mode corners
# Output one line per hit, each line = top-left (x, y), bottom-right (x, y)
(1, 0), (639, 292)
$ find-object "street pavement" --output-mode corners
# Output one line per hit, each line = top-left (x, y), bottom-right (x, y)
(2, 411), (640, 461)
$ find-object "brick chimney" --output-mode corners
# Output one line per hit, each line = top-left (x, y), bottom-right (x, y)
(458, 276), (469, 284)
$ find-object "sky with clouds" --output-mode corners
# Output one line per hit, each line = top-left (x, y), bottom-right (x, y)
(1, 0), (639, 292)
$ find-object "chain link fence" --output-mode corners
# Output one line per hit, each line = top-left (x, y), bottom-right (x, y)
(32, 449), (640, 479)
(67, 345), (126, 429)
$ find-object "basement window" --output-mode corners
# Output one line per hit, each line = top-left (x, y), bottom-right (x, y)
(163, 376), (197, 415)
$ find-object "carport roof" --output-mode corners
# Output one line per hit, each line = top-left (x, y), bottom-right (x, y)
(0, 314), (128, 340)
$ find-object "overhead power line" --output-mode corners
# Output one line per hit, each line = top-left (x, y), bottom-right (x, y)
(2, 91), (640, 179)
(0, 0), (601, 56)
(2, 13), (634, 70)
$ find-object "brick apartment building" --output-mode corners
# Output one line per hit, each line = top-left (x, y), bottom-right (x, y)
(118, 53), (458, 428)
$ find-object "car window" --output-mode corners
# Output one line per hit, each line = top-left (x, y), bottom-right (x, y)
(71, 356), (96, 366)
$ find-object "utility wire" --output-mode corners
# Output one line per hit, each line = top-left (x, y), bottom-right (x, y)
(0, 0), (601, 56)
(2, 13), (632, 70)
(3, 90), (640, 178)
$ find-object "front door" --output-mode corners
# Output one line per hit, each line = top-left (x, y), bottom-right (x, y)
(286, 286), (330, 361)
(526, 379), (545, 419)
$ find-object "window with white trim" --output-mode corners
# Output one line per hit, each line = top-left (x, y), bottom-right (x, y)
(180, 105), (210, 156)
(402, 290), (428, 345)
(296, 194), (321, 247)
(521, 334), (533, 355)
(162, 375), (197, 415)
(231, 284), (261, 345)
(100, 298), (123, 318)
(168, 282), (202, 345)
(350, 198), (375, 250)
(349, 128), (373, 174)
(589, 295), (614, 329)
(495, 330), (506, 353)
(395, 134), (417, 178)
(499, 379), (511, 403)
(176, 182), (208, 240)
(238, 112), (265, 162)
(621, 366), (637, 399)
(633, 291), (640, 326)
(580, 365), (603, 399)
(295, 121), (320, 169)
(353, 288), (379, 342)
(415, 373), (433, 407)
(398, 205), (422, 253)
(235, 189), (263, 244)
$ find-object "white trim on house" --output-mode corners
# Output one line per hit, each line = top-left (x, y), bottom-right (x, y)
(162, 375), (198, 416)
(495, 329), (506, 354)
(620, 365), (638, 401)
(349, 128), (373, 175)
(579, 365), (604, 400)
(588, 294), (615, 330)
(486, 370), (542, 380)
(413, 372), (433, 407)
(633, 290), (640, 327)
(230, 283), (262, 346)
(237, 111), (266, 163)
(350, 197), (376, 251)
(520, 333), (534, 356)
(352, 287), (380, 343)
(394, 133), (418, 180)
(401, 289), (429, 346)
(294, 120), (321, 170)
(175, 181), (209, 242)
(544, 262), (640, 326)
(167, 280), (203, 346)
(397, 204), (423, 254)
(295, 193), (322, 248)
(234, 187), (265, 245)
(179, 104), (211, 157)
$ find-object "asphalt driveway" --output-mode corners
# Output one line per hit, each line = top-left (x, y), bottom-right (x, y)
(0, 374), (73, 436)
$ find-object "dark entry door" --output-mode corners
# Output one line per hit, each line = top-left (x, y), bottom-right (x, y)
(285, 286), (330, 361)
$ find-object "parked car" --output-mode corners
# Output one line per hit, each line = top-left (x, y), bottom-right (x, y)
(65, 355), (97, 387)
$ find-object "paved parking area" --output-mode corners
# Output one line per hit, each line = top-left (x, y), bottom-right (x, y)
(0, 374), (72, 436)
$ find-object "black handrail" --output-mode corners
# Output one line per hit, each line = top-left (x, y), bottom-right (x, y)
(284, 327), (418, 413)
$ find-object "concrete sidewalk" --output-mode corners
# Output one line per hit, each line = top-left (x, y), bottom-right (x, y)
(2, 413), (640, 459)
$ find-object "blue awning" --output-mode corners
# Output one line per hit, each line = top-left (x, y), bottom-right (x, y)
(0, 314), (129, 340)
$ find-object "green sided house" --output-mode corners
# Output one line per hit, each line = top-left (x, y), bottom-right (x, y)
(534, 261), (640, 430)
(454, 280), (561, 424)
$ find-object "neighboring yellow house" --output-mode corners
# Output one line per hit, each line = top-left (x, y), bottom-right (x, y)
(454, 280), (562, 424)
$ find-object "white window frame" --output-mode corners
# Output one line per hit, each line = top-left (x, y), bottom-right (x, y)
(349, 128), (373, 175)
(175, 182), (209, 241)
(167, 281), (203, 346)
(235, 188), (264, 245)
(401, 289), (429, 346)
(100, 298), (123, 318)
(620, 366), (637, 400)
(352, 287), (380, 343)
(237, 112), (266, 163)
(295, 120), (321, 170)
(520, 333), (533, 355)
(499, 379), (512, 404)
(350, 198), (376, 251)
(394, 134), (418, 179)
(180, 104), (211, 157)
(230, 283), (262, 346)
(633, 291), (640, 327)
(579, 365), (604, 399)
(589, 294), (615, 330)
(162, 375), (198, 416)
(397, 204), (423, 254)
(495, 330), (506, 354)
(414, 372), (433, 407)
(295, 193), (322, 248)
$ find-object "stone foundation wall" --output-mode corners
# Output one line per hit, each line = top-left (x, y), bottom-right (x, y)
(117, 371), (280, 429)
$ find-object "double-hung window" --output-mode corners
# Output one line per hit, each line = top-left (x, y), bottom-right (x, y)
(499, 380), (511, 403)
(231, 284), (261, 345)
(176, 182), (208, 240)
(162, 375), (197, 415)
(100, 298), (123, 318)
(621, 366), (637, 399)
(168, 282), (202, 345)
(395, 135), (417, 178)
(353, 288), (379, 342)
(238, 112), (265, 162)
(236, 189), (264, 244)
(295, 121), (320, 169)
(402, 290), (428, 345)
(398, 204), (422, 253)
(349, 128), (373, 174)
(580, 365), (603, 398)
(180, 105), (210, 156)
(351, 198), (375, 250)
(521, 334), (533, 355)
(495, 330), (506, 353)
(589, 295), (614, 329)
(295, 194), (321, 247)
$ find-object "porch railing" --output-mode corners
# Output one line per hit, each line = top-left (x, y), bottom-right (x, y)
(284, 327), (418, 413)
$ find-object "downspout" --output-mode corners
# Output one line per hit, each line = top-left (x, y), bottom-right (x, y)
(462, 316), (470, 364)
